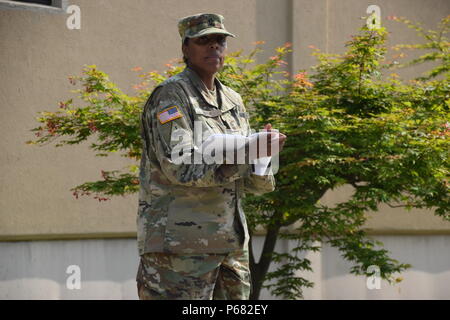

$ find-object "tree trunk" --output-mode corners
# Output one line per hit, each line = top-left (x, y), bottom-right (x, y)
(249, 220), (281, 300)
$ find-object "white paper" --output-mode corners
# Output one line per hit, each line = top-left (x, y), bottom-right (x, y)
(200, 132), (279, 175)
(252, 156), (272, 176)
(201, 133), (247, 153)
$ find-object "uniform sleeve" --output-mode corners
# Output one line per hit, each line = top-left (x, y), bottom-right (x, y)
(141, 83), (252, 187)
(234, 95), (276, 196)
(243, 162), (276, 196)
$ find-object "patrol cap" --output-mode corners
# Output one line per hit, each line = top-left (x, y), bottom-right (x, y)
(178, 13), (236, 42)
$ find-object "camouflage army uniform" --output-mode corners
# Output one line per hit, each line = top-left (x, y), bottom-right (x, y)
(136, 13), (275, 300)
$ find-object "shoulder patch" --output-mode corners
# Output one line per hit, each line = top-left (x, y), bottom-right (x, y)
(157, 106), (183, 124)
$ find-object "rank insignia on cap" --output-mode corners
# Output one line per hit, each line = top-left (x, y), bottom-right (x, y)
(157, 106), (183, 124)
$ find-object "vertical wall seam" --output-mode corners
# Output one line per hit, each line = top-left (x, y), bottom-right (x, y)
(326, 0), (329, 54)
(288, 0), (294, 76)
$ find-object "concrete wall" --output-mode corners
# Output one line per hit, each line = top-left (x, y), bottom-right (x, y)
(1, 235), (449, 299)
(1, 0), (449, 299)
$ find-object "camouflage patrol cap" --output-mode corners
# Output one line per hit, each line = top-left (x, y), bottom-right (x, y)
(178, 13), (236, 42)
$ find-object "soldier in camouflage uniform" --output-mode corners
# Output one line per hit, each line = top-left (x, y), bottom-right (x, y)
(136, 13), (287, 300)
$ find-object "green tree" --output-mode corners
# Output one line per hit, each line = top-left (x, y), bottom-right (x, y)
(27, 16), (449, 299)
(242, 15), (449, 299)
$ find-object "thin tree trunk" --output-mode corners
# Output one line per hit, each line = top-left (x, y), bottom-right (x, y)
(249, 219), (281, 300)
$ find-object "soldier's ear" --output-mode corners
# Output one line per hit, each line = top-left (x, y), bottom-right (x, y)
(182, 38), (190, 65)
(182, 46), (189, 65)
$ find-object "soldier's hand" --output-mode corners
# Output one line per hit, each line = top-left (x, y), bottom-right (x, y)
(255, 123), (287, 159)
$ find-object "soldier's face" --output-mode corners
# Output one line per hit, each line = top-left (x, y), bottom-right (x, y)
(183, 34), (227, 74)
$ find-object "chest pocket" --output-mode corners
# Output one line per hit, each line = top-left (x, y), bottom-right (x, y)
(221, 102), (251, 137)
(220, 104), (242, 133)
(189, 97), (250, 139)
(190, 99), (226, 143)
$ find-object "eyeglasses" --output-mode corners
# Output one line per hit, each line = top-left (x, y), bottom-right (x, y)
(192, 35), (227, 46)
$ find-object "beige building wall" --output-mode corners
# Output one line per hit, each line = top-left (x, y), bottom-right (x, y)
(1, 0), (449, 240)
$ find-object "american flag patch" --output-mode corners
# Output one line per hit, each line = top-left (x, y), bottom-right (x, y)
(157, 106), (182, 124)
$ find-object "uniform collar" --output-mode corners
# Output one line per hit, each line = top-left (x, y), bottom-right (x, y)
(182, 66), (239, 112)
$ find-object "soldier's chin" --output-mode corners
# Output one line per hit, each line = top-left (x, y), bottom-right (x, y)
(205, 57), (221, 65)
(203, 62), (221, 73)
